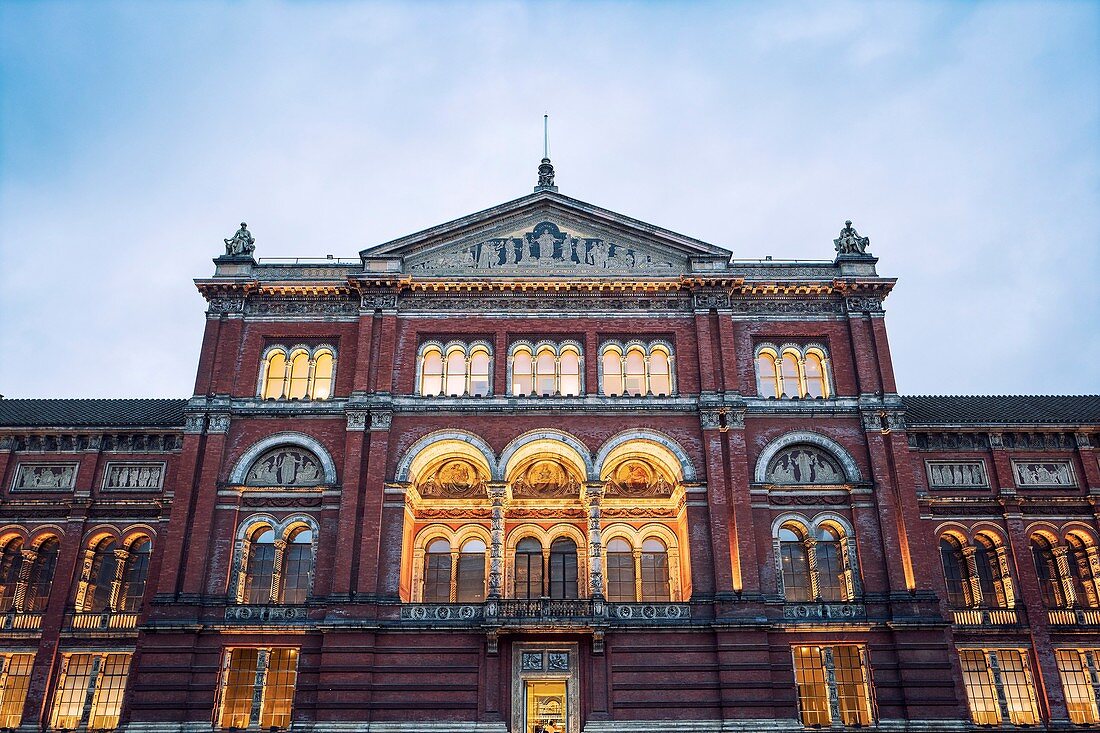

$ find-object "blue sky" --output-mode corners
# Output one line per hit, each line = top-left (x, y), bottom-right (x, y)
(1, 1), (1097, 398)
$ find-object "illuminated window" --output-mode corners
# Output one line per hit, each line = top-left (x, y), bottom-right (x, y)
(536, 350), (557, 396)
(606, 536), (672, 602)
(1067, 535), (1099, 608)
(511, 343), (582, 397)
(815, 526), (845, 602)
(779, 526), (812, 602)
(1056, 649), (1100, 724)
(445, 350), (466, 396)
(559, 348), (581, 396)
(421, 348), (444, 396)
(600, 341), (674, 396)
(0, 653), (33, 727)
(513, 538), (543, 600)
(1031, 535), (1066, 608)
(239, 523), (314, 605)
(0, 538), (24, 612)
(280, 528), (313, 604)
(939, 536), (969, 607)
(423, 539), (452, 603)
(420, 342), (494, 397)
(755, 344), (832, 399)
(792, 645), (875, 726)
(639, 538), (670, 602)
(216, 648), (298, 729)
(958, 648), (1040, 726)
(549, 538), (579, 600)
(260, 346), (337, 400)
(456, 538), (486, 603)
(26, 537), (59, 612)
(244, 527), (277, 604)
(84, 539), (119, 612)
(605, 538), (635, 602)
(512, 348), (534, 396)
(50, 652), (131, 730)
(120, 537), (151, 612)
(469, 349), (491, 397)
(971, 536), (1012, 608)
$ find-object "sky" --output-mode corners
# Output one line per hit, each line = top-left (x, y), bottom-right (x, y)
(0, 1), (1097, 399)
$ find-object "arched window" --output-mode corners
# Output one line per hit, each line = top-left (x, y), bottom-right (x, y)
(26, 537), (59, 612)
(649, 349), (671, 396)
(973, 537), (1009, 608)
(605, 538), (635, 602)
(514, 538), (543, 599)
(939, 536), (969, 607)
(640, 538), (670, 602)
(280, 528), (313, 604)
(1032, 536), (1066, 608)
(549, 538), (578, 600)
(536, 350), (557, 396)
(312, 350), (334, 400)
(756, 352), (779, 398)
(624, 348), (646, 396)
(1067, 535), (1097, 608)
(469, 350), (491, 397)
(119, 537), (151, 612)
(780, 526), (812, 602)
(287, 350), (311, 399)
(84, 539), (119, 612)
(804, 351), (828, 398)
(780, 353), (801, 398)
(512, 348), (534, 396)
(445, 350), (467, 396)
(0, 538), (24, 612)
(456, 538), (486, 603)
(602, 350), (624, 396)
(815, 526), (845, 602)
(262, 351), (287, 399)
(559, 349), (581, 397)
(421, 348), (443, 396)
(244, 528), (277, 604)
(423, 539), (452, 603)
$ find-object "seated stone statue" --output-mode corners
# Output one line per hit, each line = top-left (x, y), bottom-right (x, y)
(224, 222), (256, 256)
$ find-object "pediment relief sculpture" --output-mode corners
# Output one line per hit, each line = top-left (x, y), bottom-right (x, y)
(511, 459), (581, 499)
(245, 447), (324, 487)
(603, 459), (675, 499)
(407, 221), (678, 273)
(419, 459), (488, 499)
(766, 446), (844, 485)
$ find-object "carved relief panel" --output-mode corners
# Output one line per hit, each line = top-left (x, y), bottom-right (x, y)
(603, 459), (675, 499)
(512, 460), (581, 499)
(419, 459), (488, 499)
(765, 446), (844, 485)
(11, 463), (78, 491)
(926, 460), (989, 489)
(102, 462), (166, 490)
(245, 447), (324, 487)
(1012, 460), (1077, 488)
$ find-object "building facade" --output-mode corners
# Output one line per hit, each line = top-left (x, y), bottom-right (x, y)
(0, 166), (1098, 732)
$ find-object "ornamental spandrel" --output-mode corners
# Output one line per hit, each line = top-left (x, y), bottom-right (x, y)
(245, 447), (324, 487)
(766, 446), (844, 485)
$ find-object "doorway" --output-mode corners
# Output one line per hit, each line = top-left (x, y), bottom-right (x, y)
(511, 642), (579, 733)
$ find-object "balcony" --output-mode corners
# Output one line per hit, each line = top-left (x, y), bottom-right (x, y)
(949, 606), (1027, 628)
(223, 605), (310, 623)
(783, 602), (866, 621)
(1047, 608), (1100, 627)
(0, 611), (43, 631)
(397, 599), (692, 626)
(65, 611), (139, 631)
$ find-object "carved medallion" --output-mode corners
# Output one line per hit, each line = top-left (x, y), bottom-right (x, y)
(765, 446), (844, 485)
(512, 460), (580, 499)
(420, 459), (487, 499)
(245, 447), (324, 486)
(603, 460), (674, 498)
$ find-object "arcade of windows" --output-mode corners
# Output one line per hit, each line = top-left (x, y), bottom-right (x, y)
(259, 345), (336, 400)
(957, 648), (1041, 726)
(755, 344), (831, 399)
(510, 341), (582, 397)
(418, 341), (494, 397)
(234, 519), (316, 605)
(792, 645), (875, 727)
(216, 648), (299, 729)
(775, 519), (861, 603)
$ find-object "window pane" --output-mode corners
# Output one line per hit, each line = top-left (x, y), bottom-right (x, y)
(997, 649), (1040, 725)
(445, 352), (466, 396)
(423, 551), (452, 603)
(512, 350), (533, 396)
(287, 352), (310, 399)
(1032, 538), (1065, 607)
(1069, 540), (1096, 608)
(834, 645), (874, 726)
(792, 646), (831, 726)
(51, 654), (96, 730)
(607, 552), (635, 602)
(263, 352), (287, 399)
(120, 538), (151, 612)
(422, 351), (443, 395)
(781, 539), (812, 602)
(649, 351), (671, 396)
(514, 540), (543, 599)
(640, 550), (670, 602)
(1057, 649), (1099, 724)
(245, 532), (276, 604)
(469, 351), (491, 396)
(280, 530), (312, 604)
(974, 543), (1001, 608)
(559, 351), (580, 396)
(549, 539), (578, 600)
(0, 654), (34, 727)
(260, 649), (298, 729)
(87, 653), (131, 729)
(780, 353), (801, 398)
(816, 539), (846, 602)
(311, 351), (334, 400)
(958, 650), (1001, 725)
(87, 541), (119, 612)
(219, 649), (259, 729)
(536, 352), (556, 396)
(27, 538), (59, 612)
(756, 354), (779, 398)
(804, 353), (827, 398)
(456, 552), (485, 603)
(624, 350), (646, 396)
(0, 539), (24, 612)
(940, 538), (968, 607)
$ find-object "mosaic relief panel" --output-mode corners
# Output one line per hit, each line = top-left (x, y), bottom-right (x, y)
(603, 460), (674, 498)
(1012, 460), (1077, 488)
(245, 447), (324, 486)
(926, 460), (989, 489)
(103, 462), (165, 490)
(765, 446), (844, 485)
(12, 463), (78, 490)
(512, 460), (581, 499)
(419, 459), (487, 499)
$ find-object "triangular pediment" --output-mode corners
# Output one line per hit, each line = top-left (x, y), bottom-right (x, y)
(359, 191), (732, 276)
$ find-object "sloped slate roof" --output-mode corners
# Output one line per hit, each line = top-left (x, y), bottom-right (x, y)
(0, 399), (188, 428)
(903, 395), (1100, 427)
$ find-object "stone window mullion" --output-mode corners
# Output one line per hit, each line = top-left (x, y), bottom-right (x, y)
(772, 537), (785, 598)
(73, 548), (98, 611)
(822, 646), (841, 724)
(233, 538), (249, 603)
(412, 548), (426, 602)
(1085, 547), (1100, 606)
(542, 549), (551, 598)
(488, 485), (507, 598)
(632, 548), (643, 602)
(107, 548), (131, 612)
(987, 651), (1013, 723)
(584, 483), (604, 599)
(13, 548), (37, 613)
(962, 546), (983, 607)
(464, 355), (472, 397)
(643, 354), (652, 396)
(305, 357), (318, 399)
(449, 551), (460, 603)
(1054, 545), (1078, 607)
(270, 540), (288, 604)
(280, 355), (292, 399)
(843, 537), (862, 600)
(805, 538), (821, 601)
(797, 356), (808, 398)
(78, 655), (104, 728)
(993, 546), (1016, 607)
(1085, 650), (1100, 719)
(250, 650), (271, 726)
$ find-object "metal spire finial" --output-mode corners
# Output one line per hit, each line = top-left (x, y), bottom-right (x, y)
(535, 114), (557, 192)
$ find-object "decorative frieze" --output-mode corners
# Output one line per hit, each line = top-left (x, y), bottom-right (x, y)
(399, 604), (482, 622)
(1012, 460), (1077, 488)
(692, 292), (730, 310)
(361, 293), (398, 311)
(207, 296), (246, 315)
(1, 433), (181, 453)
(401, 293), (693, 313)
(245, 447), (324, 487)
(783, 603), (865, 620)
(345, 411), (368, 432)
(908, 432), (989, 451)
(207, 414), (231, 434)
(729, 298), (844, 316)
(224, 606), (307, 622)
(370, 410), (393, 430)
(246, 298), (358, 317)
(11, 463), (78, 491)
(610, 603), (690, 621)
(844, 296), (884, 314)
(103, 462), (165, 490)
(926, 460), (989, 489)
(184, 414), (206, 434)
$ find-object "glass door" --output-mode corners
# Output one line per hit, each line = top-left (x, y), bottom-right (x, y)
(525, 679), (568, 733)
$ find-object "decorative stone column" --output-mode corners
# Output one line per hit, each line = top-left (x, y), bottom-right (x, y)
(107, 548), (131, 612)
(993, 545), (1017, 607)
(805, 537), (821, 601)
(13, 548), (37, 613)
(585, 482), (606, 600)
(1054, 545), (1078, 608)
(487, 482), (509, 599)
(962, 546), (982, 607)
(270, 540), (288, 603)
